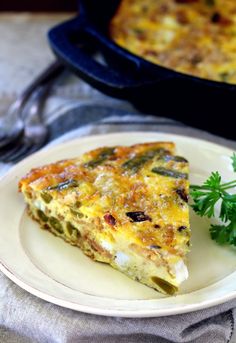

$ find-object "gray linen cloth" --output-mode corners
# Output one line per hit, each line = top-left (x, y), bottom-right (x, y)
(1, 105), (236, 343)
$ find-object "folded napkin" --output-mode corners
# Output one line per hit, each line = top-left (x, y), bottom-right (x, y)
(1, 106), (236, 343)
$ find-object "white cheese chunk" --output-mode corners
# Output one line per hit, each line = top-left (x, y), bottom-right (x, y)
(115, 252), (130, 267)
(100, 240), (113, 253)
(173, 260), (188, 284)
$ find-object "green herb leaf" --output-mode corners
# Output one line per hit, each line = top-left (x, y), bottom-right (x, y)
(210, 224), (230, 245)
(204, 171), (221, 189)
(219, 194), (236, 222)
(190, 153), (236, 247)
(231, 152), (236, 172)
(210, 219), (236, 246)
(190, 189), (221, 218)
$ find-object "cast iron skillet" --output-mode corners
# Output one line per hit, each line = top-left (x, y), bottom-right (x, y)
(48, 0), (236, 138)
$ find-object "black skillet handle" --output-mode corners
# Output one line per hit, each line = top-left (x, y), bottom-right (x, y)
(48, 17), (166, 99)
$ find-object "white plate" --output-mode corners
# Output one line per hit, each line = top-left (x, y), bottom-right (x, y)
(0, 132), (236, 318)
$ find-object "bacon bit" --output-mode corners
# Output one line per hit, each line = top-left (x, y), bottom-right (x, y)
(219, 17), (232, 26)
(178, 226), (187, 232)
(154, 224), (160, 229)
(104, 213), (116, 226)
(211, 12), (221, 23)
(211, 12), (232, 26)
(126, 211), (152, 222)
(176, 188), (189, 203)
(150, 244), (161, 249)
(43, 224), (50, 231)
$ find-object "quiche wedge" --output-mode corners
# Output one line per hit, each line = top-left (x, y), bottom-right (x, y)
(19, 142), (190, 295)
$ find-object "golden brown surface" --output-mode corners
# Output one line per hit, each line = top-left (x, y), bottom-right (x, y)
(19, 142), (190, 295)
(110, 0), (236, 83)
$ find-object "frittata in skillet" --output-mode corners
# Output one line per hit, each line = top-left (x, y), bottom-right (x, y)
(110, 0), (236, 83)
(19, 142), (190, 295)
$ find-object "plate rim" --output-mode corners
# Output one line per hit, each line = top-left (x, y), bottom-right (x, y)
(1, 257), (236, 318)
(0, 131), (235, 318)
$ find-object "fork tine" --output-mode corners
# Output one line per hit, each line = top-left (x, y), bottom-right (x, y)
(0, 62), (62, 163)
(0, 144), (30, 163)
(0, 84), (49, 163)
(1, 139), (45, 163)
(7, 143), (43, 163)
(0, 135), (27, 160)
(0, 61), (63, 149)
(11, 144), (43, 163)
(0, 129), (24, 149)
(0, 145), (20, 161)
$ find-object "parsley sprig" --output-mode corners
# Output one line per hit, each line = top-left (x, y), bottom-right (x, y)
(190, 153), (236, 246)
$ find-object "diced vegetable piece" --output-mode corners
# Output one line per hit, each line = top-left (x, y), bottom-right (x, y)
(47, 179), (78, 191)
(66, 221), (74, 235)
(84, 148), (115, 168)
(151, 276), (178, 295)
(66, 222), (81, 240)
(122, 148), (169, 173)
(163, 155), (188, 163)
(152, 167), (188, 179)
(70, 209), (84, 218)
(37, 209), (48, 222)
(72, 229), (79, 241)
(49, 217), (63, 233)
(41, 192), (52, 203)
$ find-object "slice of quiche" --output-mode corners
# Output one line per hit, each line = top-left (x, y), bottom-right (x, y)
(19, 142), (190, 295)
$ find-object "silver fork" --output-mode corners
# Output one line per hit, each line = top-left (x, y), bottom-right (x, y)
(0, 61), (64, 163)
(0, 85), (50, 163)
(0, 60), (64, 149)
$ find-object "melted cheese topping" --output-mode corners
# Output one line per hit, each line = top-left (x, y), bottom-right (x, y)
(110, 0), (236, 83)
